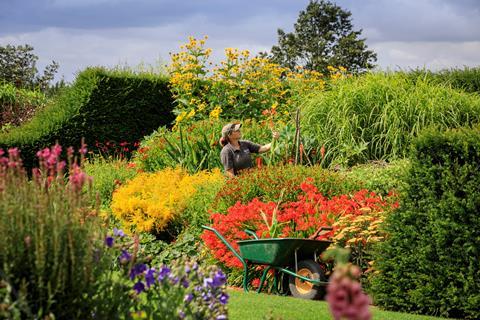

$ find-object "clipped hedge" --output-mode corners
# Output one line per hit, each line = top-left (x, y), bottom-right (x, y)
(369, 126), (480, 319)
(301, 72), (480, 167)
(0, 67), (174, 169)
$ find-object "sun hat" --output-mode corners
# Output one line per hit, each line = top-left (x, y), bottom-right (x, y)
(221, 123), (242, 138)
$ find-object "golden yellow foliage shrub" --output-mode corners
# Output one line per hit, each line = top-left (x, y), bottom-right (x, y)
(111, 167), (224, 233)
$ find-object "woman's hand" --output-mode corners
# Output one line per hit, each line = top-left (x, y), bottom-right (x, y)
(272, 131), (280, 140)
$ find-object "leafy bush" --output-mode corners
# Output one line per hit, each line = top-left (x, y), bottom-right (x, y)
(83, 155), (138, 208)
(339, 159), (411, 196)
(0, 145), (109, 318)
(0, 83), (47, 129)
(0, 67), (174, 170)
(301, 72), (480, 167)
(369, 126), (480, 319)
(111, 167), (225, 234)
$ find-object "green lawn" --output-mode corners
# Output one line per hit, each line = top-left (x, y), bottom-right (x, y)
(228, 290), (445, 320)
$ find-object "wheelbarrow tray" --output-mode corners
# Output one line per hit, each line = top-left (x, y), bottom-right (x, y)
(237, 238), (331, 267)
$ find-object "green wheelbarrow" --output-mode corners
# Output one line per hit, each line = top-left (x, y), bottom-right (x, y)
(202, 225), (332, 300)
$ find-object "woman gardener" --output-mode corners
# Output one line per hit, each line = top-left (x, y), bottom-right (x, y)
(219, 123), (279, 178)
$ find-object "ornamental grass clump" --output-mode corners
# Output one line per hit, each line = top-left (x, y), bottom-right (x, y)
(301, 71), (480, 167)
(111, 167), (225, 234)
(0, 144), (106, 319)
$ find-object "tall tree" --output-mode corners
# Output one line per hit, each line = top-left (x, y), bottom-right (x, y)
(0, 44), (59, 91)
(270, 0), (377, 74)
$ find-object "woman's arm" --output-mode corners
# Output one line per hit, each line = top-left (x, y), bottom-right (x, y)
(258, 131), (279, 153)
(258, 143), (272, 153)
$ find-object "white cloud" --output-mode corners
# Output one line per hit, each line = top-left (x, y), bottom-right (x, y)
(372, 41), (480, 71)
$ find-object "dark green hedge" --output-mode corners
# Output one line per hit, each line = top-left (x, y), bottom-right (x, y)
(0, 67), (174, 169)
(369, 126), (480, 319)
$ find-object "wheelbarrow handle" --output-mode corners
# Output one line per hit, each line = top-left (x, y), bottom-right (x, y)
(244, 229), (259, 239)
(201, 225), (247, 267)
(309, 226), (334, 240)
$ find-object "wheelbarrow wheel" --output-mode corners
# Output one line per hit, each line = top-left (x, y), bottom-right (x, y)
(288, 259), (326, 300)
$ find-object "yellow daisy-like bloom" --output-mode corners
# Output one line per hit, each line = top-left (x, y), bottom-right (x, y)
(209, 106), (222, 119)
(187, 109), (196, 119)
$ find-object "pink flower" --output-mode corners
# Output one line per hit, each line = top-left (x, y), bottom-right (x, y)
(326, 264), (372, 320)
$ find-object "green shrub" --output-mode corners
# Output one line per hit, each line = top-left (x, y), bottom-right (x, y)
(83, 155), (138, 208)
(369, 126), (480, 319)
(0, 67), (174, 170)
(0, 83), (47, 128)
(339, 159), (411, 196)
(301, 72), (480, 167)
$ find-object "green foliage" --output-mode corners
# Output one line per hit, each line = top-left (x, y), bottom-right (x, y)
(339, 159), (411, 196)
(1, 83), (47, 129)
(369, 126), (480, 319)
(0, 67), (175, 170)
(0, 44), (59, 91)
(140, 229), (200, 267)
(83, 155), (138, 208)
(177, 174), (225, 230)
(408, 67), (480, 94)
(269, 0), (377, 74)
(301, 72), (480, 167)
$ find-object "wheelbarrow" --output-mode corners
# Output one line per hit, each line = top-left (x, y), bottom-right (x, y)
(202, 225), (332, 300)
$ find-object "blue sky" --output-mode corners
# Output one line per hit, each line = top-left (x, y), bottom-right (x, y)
(1, 0), (479, 82)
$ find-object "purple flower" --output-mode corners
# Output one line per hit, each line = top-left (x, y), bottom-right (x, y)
(157, 265), (171, 282)
(118, 249), (131, 264)
(217, 315), (227, 320)
(218, 292), (229, 305)
(203, 277), (213, 288)
(201, 291), (212, 302)
(145, 268), (156, 288)
(104, 236), (114, 248)
(133, 281), (145, 294)
(113, 228), (125, 237)
(130, 263), (147, 280)
(185, 265), (191, 274)
(184, 293), (194, 303)
(169, 274), (179, 285)
(212, 270), (226, 287)
(178, 310), (185, 319)
(181, 278), (189, 288)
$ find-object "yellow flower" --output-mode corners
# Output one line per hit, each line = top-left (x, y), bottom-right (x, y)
(187, 109), (196, 119)
(111, 168), (224, 233)
(209, 106), (222, 119)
